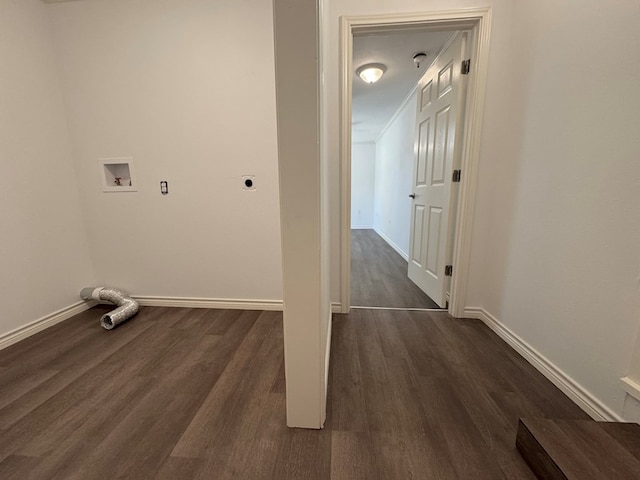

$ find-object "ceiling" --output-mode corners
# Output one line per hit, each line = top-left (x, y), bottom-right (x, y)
(352, 28), (455, 144)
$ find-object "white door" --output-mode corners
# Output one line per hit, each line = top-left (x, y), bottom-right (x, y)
(408, 32), (467, 308)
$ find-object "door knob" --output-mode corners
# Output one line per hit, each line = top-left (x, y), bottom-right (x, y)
(409, 194), (416, 199)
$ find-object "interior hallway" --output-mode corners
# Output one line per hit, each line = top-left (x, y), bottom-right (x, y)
(351, 229), (440, 309)
(0, 306), (588, 479)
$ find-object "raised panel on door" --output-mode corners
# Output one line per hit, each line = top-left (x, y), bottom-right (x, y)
(411, 205), (426, 267)
(420, 80), (433, 111)
(431, 105), (451, 186)
(437, 60), (454, 98)
(416, 118), (430, 187)
(425, 207), (443, 279)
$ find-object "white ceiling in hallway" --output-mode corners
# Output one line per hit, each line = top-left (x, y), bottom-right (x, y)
(352, 28), (455, 144)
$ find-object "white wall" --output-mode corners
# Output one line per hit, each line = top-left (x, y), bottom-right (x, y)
(350, 142), (375, 228)
(325, 0), (640, 420)
(46, 0), (282, 302)
(480, 0), (640, 421)
(372, 92), (417, 257)
(0, 0), (95, 338)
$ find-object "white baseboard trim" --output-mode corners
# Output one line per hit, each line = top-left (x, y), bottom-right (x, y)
(373, 227), (409, 261)
(325, 314), (332, 390)
(620, 376), (640, 402)
(132, 295), (283, 311)
(464, 306), (624, 422)
(135, 296), (345, 315)
(351, 225), (374, 229)
(0, 300), (96, 351)
(351, 305), (444, 312)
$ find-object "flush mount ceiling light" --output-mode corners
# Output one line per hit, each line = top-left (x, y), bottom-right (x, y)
(356, 63), (386, 84)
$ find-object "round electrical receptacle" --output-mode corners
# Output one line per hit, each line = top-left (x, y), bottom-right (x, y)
(242, 176), (256, 191)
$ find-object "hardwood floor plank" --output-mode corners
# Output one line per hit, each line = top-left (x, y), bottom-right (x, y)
(350, 229), (440, 309)
(15, 376), (158, 480)
(330, 431), (378, 480)
(169, 307), (217, 331)
(270, 428), (332, 480)
(0, 368), (59, 411)
(0, 455), (39, 480)
(0, 319), (154, 434)
(171, 310), (273, 458)
(555, 420), (640, 479)
(20, 331), (229, 479)
(155, 457), (202, 480)
(147, 306), (193, 328)
(0, 305), (593, 479)
(193, 316), (286, 477)
(599, 422), (640, 460)
(133, 328), (214, 379)
(444, 424), (508, 480)
(371, 431), (460, 479)
(14, 360), (153, 458)
(325, 314), (368, 432)
(395, 318), (452, 377)
(0, 320), (94, 373)
(203, 308), (244, 335)
(0, 308), (98, 366)
(107, 393), (207, 480)
(355, 314), (401, 433)
(270, 358), (286, 394)
(232, 393), (288, 479)
(98, 322), (184, 375)
(449, 371), (538, 479)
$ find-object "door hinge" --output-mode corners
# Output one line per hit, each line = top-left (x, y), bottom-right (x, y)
(461, 59), (471, 75)
(452, 169), (461, 182)
(445, 265), (453, 276)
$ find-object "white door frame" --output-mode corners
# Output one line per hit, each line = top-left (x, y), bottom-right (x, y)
(340, 8), (492, 317)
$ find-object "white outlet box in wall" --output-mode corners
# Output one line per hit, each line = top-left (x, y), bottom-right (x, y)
(99, 157), (137, 192)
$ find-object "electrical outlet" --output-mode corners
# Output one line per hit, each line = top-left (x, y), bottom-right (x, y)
(242, 175), (256, 191)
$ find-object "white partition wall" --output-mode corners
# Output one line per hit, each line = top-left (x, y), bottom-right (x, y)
(273, 0), (330, 429)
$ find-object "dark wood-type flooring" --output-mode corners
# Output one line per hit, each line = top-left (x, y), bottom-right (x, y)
(0, 305), (591, 479)
(351, 229), (440, 309)
(516, 418), (640, 479)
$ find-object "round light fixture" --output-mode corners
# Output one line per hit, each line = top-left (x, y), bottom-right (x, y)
(356, 63), (386, 84)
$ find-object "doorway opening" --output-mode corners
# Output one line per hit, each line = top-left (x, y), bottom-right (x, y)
(350, 27), (462, 311)
(340, 9), (492, 317)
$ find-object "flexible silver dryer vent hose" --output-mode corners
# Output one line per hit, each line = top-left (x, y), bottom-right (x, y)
(80, 287), (139, 330)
